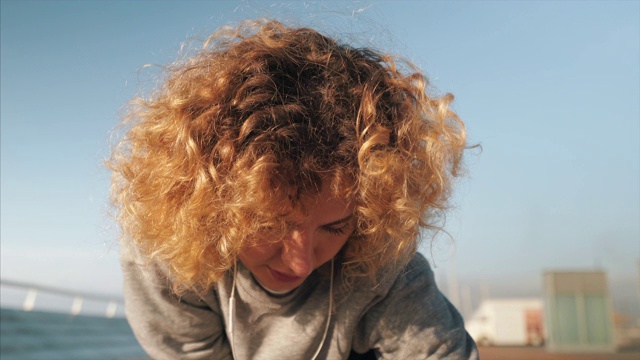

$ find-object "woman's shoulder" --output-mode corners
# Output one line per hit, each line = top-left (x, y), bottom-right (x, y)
(344, 252), (434, 300)
(400, 252), (434, 284)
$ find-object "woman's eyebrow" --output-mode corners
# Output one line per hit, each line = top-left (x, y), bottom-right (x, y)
(321, 215), (354, 227)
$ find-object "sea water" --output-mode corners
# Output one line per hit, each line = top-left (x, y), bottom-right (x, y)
(0, 307), (148, 360)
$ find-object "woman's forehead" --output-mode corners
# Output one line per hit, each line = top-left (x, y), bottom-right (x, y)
(286, 193), (355, 225)
(280, 182), (354, 218)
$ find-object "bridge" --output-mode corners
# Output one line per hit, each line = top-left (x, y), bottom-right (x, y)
(0, 278), (124, 318)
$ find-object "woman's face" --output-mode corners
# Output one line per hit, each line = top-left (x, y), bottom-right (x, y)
(239, 185), (355, 293)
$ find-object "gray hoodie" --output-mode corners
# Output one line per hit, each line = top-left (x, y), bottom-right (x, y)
(121, 242), (478, 359)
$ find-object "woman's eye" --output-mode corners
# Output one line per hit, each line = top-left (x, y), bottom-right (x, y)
(323, 225), (348, 235)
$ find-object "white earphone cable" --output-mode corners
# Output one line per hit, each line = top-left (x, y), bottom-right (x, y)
(228, 258), (334, 360)
(311, 257), (334, 360)
(228, 260), (238, 358)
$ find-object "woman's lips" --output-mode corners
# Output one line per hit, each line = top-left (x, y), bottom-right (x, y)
(269, 267), (302, 283)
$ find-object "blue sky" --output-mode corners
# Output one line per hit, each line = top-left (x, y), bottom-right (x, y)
(1, 1), (638, 314)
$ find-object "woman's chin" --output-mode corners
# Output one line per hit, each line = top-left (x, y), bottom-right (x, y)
(252, 267), (306, 293)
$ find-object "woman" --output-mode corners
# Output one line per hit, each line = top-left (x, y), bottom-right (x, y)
(110, 19), (478, 359)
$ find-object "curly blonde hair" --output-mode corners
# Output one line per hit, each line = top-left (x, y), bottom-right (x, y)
(109, 19), (466, 292)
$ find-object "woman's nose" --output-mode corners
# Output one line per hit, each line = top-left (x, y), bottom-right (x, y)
(282, 229), (314, 277)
